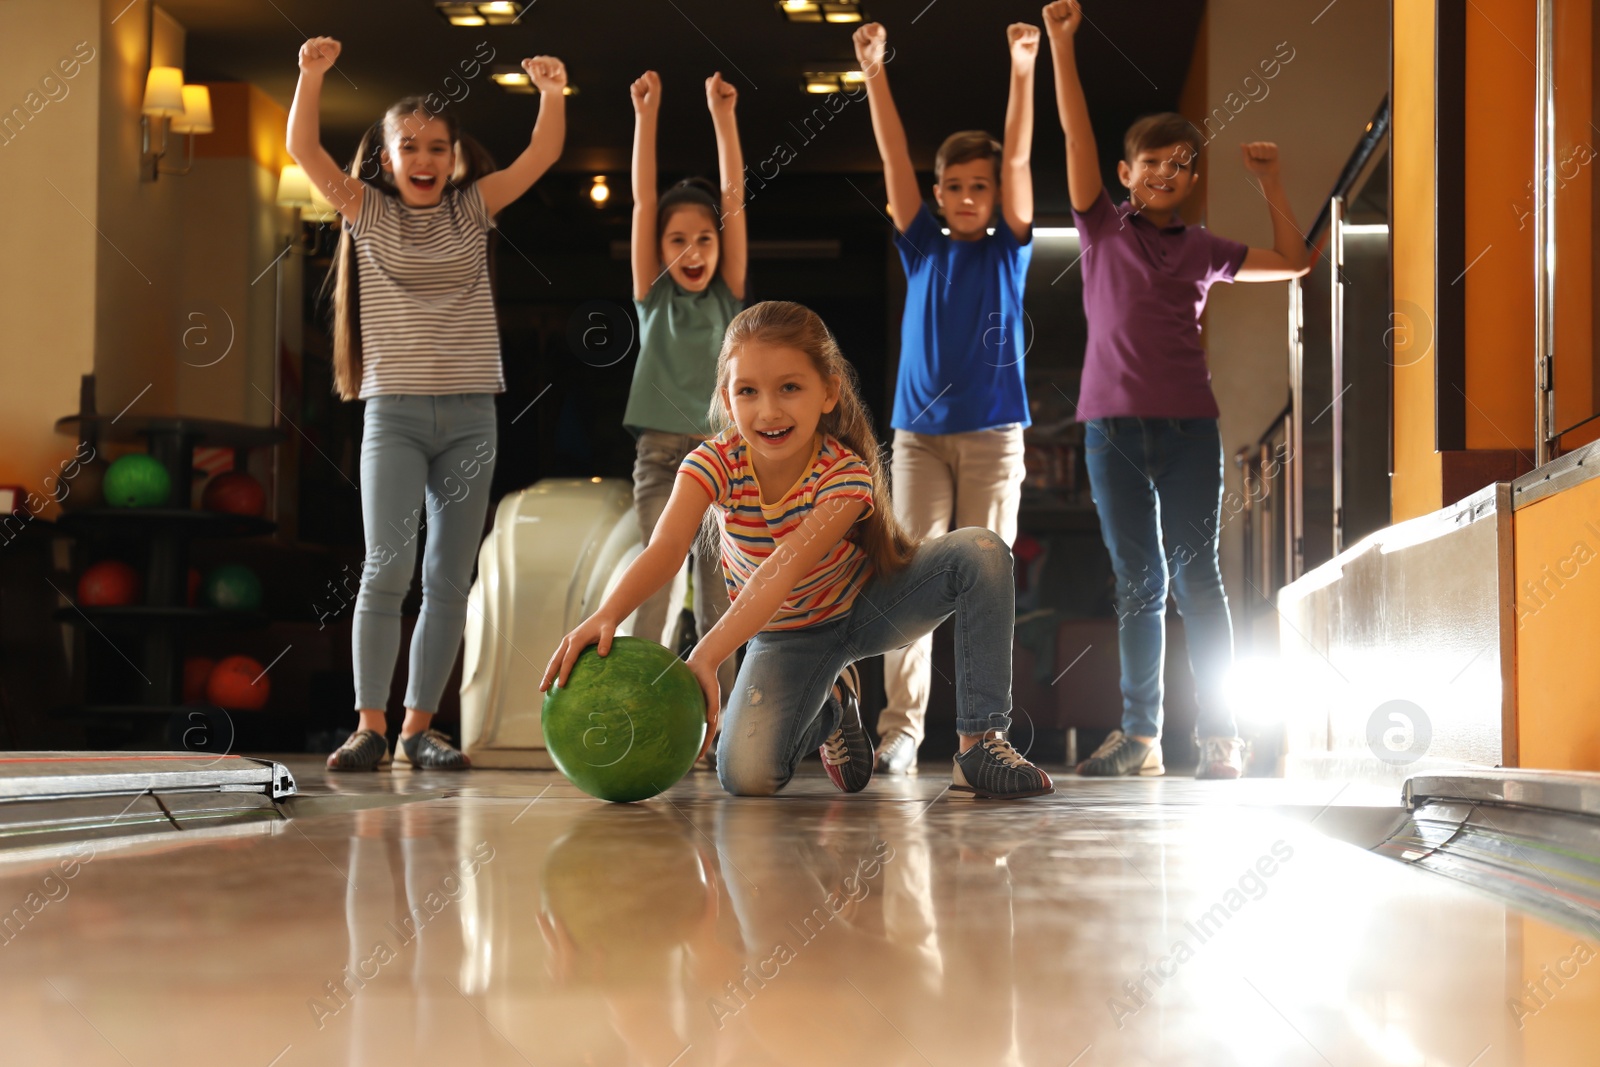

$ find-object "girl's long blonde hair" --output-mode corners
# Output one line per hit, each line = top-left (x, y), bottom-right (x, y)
(321, 98), (499, 401)
(702, 301), (919, 578)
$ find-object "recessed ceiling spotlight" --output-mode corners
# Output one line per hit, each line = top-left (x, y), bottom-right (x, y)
(490, 66), (578, 95)
(777, 0), (864, 25)
(802, 70), (864, 94)
(435, 1), (525, 27)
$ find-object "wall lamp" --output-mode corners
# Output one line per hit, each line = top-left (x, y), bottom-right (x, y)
(141, 67), (212, 180)
(276, 165), (340, 254)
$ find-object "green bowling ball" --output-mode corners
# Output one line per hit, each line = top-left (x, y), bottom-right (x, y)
(541, 637), (706, 803)
(202, 564), (263, 611)
(103, 454), (170, 508)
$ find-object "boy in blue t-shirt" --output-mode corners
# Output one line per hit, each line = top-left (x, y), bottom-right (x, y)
(854, 20), (1037, 774)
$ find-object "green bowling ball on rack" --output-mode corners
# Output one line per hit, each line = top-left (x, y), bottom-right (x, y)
(102, 454), (170, 508)
(202, 564), (263, 612)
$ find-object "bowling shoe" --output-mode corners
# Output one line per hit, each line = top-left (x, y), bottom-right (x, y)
(874, 730), (918, 775)
(396, 728), (471, 770)
(1194, 736), (1246, 779)
(820, 663), (874, 793)
(951, 730), (1054, 799)
(1078, 729), (1165, 777)
(326, 728), (389, 772)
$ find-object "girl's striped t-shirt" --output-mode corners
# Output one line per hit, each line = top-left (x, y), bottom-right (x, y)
(679, 429), (877, 631)
(348, 182), (505, 400)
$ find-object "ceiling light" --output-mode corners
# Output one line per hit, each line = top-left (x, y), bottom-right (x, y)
(435, 1), (525, 27)
(802, 71), (861, 94)
(590, 175), (610, 205)
(491, 67), (578, 95)
(777, 0), (864, 23)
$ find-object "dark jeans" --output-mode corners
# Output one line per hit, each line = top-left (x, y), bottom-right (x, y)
(1083, 417), (1236, 741)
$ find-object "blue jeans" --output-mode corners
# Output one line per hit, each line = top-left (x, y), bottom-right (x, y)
(353, 394), (498, 712)
(1083, 417), (1236, 741)
(717, 527), (1015, 797)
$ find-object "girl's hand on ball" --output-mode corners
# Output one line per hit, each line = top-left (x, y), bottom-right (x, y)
(540, 615), (615, 691)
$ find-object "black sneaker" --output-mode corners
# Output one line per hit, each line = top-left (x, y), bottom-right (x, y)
(326, 728), (389, 772)
(1082, 729), (1165, 776)
(820, 664), (873, 793)
(951, 730), (1054, 799)
(875, 730), (918, 775)
(1077, 733), (1155, 777)
(396, 728), (471, 770)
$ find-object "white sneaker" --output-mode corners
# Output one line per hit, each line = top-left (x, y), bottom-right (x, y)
(1083, 730), (1165, 776)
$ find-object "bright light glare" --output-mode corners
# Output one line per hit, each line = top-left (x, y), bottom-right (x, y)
(1224, 655), (1292, 731)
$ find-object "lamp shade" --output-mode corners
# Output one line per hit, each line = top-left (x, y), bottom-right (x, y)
(170, 85), (213, 134)
(276, 165), (314, 208)
(141, 67), (185, 117)
(305, 184), (340, 223)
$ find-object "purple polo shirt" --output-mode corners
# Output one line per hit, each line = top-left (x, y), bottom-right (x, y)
(1072, 188), (1249, 421)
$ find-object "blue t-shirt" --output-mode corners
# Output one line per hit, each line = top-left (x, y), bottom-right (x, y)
(891, 204), (1033, 434)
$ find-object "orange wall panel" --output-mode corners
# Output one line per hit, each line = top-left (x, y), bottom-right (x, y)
(1513, 474), (1600, 770)
(1464, 0), (1536, 452)
(1393, 0), (1442, 520)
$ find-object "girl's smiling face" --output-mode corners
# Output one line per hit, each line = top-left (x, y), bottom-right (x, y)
(660, 206), (720, 292)
(382, 112), (456, 207)
(724, 341), (839, 463)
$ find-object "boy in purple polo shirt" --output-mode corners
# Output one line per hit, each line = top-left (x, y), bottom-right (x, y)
(853, 20), (1038, 775)
(1044, 0), (1310, 779)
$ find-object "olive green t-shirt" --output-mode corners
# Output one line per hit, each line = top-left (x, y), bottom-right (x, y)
(622, 273), (741, 437)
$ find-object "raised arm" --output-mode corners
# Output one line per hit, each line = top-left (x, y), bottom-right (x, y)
(707, 72), (748, 301)
(286, 37), (365, 223)
(630, 71), (662, 302)
(477, 56), (567, 217)
(1043, 1), (1103, 213)
(853, 23), (922, 234)
(1235, 142), (1312, 281)
(1001, 23), (1039, 241)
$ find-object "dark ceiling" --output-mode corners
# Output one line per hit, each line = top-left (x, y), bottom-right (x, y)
(168, 0), (1205, 208)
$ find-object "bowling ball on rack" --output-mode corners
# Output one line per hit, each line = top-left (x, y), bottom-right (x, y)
(202, 564), (263, 611)
(182, 656), (215, 704)
(77, 560), (141, 606)
(206, 655), (270, 711)
(55, 456), (107, 511)
(540, 637), (706, 803)
(201, 472), (265, 517)
(103, 454), (170, 508)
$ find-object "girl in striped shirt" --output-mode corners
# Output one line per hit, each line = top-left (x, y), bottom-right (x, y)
(542, 302), (1053, 800)
(287, 37), (566, 771)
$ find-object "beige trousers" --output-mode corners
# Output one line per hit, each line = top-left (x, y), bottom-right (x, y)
(879, 425), (1025, 745)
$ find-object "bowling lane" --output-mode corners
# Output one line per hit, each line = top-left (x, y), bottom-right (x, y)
(0, 765), (1593, 1066)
